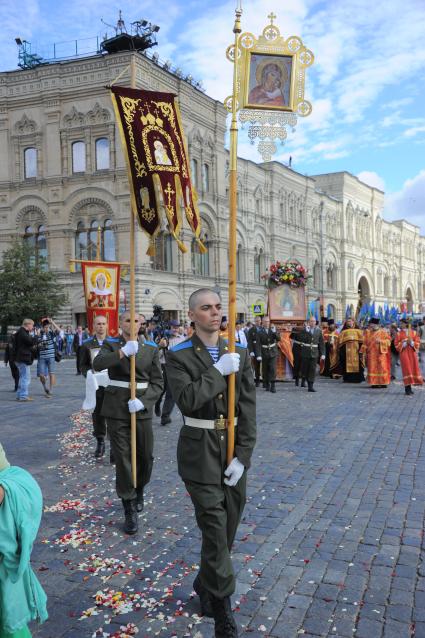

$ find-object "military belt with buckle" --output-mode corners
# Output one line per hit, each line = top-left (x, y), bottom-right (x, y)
(184, 416), (238, 430)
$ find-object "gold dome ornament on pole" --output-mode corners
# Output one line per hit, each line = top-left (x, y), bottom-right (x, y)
(224, 8), (314, 464)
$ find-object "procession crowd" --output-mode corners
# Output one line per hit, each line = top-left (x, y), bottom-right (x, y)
(1, 290), (425, 638)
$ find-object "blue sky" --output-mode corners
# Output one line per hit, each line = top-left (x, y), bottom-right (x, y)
(2, 0), (425, 231)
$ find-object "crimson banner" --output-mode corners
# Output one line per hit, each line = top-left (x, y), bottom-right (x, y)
(81, 261), (121, 337)
(110, 85), (205, 255)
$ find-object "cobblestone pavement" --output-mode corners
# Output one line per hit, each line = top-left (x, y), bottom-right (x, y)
(1, 358), (425, 638)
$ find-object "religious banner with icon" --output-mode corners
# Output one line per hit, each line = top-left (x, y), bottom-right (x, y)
(110, 86), (205, 256)
(225, 12), (314, 160)
(81, 261), (121, 337)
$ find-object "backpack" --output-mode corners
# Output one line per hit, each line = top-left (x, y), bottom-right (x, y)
(7, 333), (18, 361)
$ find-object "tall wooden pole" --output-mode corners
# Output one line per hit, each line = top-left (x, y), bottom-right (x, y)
(226, 9), (242, 465)
(129, 54), (138, 488)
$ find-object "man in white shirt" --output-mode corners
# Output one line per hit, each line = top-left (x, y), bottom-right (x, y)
(235, 321), (247, 348)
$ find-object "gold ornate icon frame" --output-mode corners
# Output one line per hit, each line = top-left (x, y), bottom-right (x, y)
(225, 13), (314, 161)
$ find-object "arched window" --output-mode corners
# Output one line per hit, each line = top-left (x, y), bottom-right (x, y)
(202, 163), (209, 192)
(254, 248), (264, 284)
(192, 234), (210, 276)
(75, 219), (115, 269)
(72, 141), (86, 173)
(326, 264), (336, 289)
(24, 147), (37, 179)
(24, 224), (47, 269)
(313, 260), (321, 288)
(190, 158), (198, 189)
(384, 274), (390, 297)
(348, 262), (355, 289)
(95, 138), (109, 170)
(392, 275), (398, 299)
(103, 219), (116, 261)
(152, 232), (173, 271)
(236, 244), (243, 282)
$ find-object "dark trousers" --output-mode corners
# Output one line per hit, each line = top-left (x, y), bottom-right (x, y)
(92, 388), (107, 439)
(155, 364), (176, 417)
(262, 355), (277, 385)
(75, 346), (82, 373)
(251, 356), (262, 383)
(9, 361), (19, 390)
(185, 474), (247, 599)
(108, 417), (154, 501)
(301, 357), (317, 383)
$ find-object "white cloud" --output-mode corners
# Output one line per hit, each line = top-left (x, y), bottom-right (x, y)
(385, 170), (425, 232)
(404, 125), (425, 138)
(357, 171), (385, 191)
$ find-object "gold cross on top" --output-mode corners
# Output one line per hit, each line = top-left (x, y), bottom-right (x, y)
(268, 12), (277, 24)
(164, 182), (175, 206)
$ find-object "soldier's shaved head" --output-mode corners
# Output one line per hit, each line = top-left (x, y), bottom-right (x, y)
(188, 288), (221, 311)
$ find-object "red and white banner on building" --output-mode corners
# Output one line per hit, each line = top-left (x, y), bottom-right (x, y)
(81, 261), (121, 337)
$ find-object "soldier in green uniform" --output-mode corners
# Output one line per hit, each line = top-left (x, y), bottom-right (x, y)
(299, 316), (325, 392)
(79, 315), (110, 459)
(93, 311), (163, 535)
(257, 317), (280, 393)
(247, 316), (263, 387)
(166, 288), (256, 638)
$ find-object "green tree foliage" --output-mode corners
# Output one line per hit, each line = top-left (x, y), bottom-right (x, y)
(0, 241), (68, 332)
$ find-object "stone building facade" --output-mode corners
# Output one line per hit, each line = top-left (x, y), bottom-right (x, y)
(0, 49), (424, 325)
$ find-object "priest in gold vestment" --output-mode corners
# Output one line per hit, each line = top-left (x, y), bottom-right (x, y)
(337, 318), (364, 383)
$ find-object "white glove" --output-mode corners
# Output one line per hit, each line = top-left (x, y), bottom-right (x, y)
(402, 342), (408, 349)
(249, 352), (255, 357)
(224, 457), (245, 487)
(213, 353), (240, 376)
(82, 370), (110, 411)
(320, 355), (325, 360)
(256, 356), (262, 361)
(121, 340), (139, 357)
(410, 340), (415, 347)
(128, 398), (145, 413)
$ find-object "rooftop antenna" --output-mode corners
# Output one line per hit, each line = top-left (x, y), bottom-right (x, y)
(101, 10), (127, 36)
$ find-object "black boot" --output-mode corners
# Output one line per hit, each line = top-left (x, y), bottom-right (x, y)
(94, 438), (105, 458)
(308, 382), (316, 392)
(136, 488), (144, 513)
(154, 400), (161, 417)
(211, 595), (238, 638)
(193, 574), (213, 617)
(294, 377), (299, 386)
(270, 382), (276, 393)
(255, 380), (260, 388)
(264, 382), (270, 391)
(301, 379), (306, 388)
(122, 499), (138, 535)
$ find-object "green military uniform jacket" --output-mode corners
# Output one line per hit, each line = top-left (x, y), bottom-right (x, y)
(79, 335), (108, 377)
(166, 333), (256, 485)
(298, 327), (325, 360)
(258, 328), (280, 357)
(93, 336), (163, 421)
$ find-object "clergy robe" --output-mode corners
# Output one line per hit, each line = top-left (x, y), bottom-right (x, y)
(361, 328), (391, 386)
(394, 329), (423, 386)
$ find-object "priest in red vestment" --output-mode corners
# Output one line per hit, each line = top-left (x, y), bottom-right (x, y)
(361, 317), (391, 387)
(394, 318), (423, 395)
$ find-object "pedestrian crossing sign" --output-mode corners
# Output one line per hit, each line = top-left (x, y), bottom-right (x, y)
(252, 302), (265, 316)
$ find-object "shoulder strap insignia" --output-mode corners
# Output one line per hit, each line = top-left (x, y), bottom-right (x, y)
(144, 340), (158, 348)
(171, 339), (193, 352)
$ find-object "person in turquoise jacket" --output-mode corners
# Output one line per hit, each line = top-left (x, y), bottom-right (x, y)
(0, 443), (48, 638)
